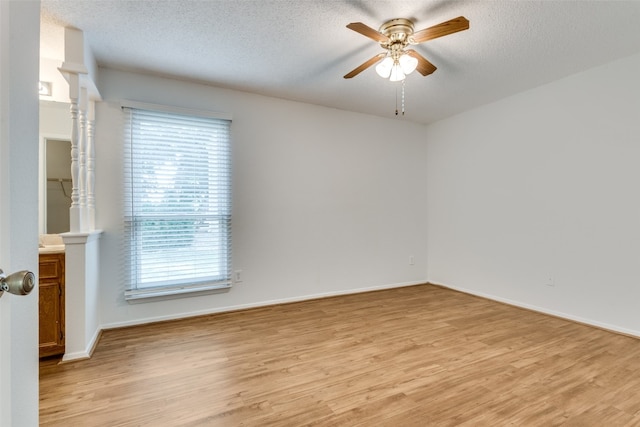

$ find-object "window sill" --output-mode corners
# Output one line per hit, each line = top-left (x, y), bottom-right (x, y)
(125, 282), (232, 304)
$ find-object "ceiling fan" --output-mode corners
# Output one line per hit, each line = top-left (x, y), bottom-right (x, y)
(343, 16), (469, 81)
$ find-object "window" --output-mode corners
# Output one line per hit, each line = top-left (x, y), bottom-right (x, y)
(122, 104), (232, 301)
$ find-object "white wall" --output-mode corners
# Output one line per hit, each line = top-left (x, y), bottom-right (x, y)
(95, 69), (429, 327)
(40, 100), (71, 135)
(426, 52), (640, 335)
(0, 1), (40, 425)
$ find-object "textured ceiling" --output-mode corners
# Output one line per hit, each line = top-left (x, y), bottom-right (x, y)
(40, 0), (640, 125)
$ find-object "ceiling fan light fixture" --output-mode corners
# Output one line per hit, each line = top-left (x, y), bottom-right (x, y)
(399, 53), (418, 75)
(375, 56), (394, 78)
(389, 63), (405, 82)
(377, 54), (416, 82)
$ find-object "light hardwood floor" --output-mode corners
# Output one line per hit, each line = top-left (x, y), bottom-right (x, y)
(40, 284), (640, 426)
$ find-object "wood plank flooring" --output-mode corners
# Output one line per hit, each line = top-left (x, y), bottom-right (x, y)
(40, 284), (640, 426)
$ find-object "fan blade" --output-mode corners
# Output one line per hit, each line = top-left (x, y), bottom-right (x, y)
(346, 22), (390, 43)
(405, 49), (437, 76)
(411, 16), (469, 44)
(343, 52), (386, 79)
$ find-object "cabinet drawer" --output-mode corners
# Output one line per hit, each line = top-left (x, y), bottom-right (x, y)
(39, 254), (64, 279)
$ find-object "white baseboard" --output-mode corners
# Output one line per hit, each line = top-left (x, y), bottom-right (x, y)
(61, 327), (102, 363)
(434, 282), (640, 339)
(101, 280), (428, 331)
(61, 351), (90, 363)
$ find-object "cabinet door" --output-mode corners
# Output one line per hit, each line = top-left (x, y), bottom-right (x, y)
(39, 279), (64, 357)
(39, 253), (65, 358)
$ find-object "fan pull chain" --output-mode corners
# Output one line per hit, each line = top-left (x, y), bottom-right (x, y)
(395, 84), (398, 116)
(402, 79), (405, 116)
(394, 80), (406, 116)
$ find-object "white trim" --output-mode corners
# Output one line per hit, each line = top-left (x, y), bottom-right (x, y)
(61, 326), (101, 362)
(59, 229), (103, 245)
(59, 61), (88, 76)
(61, 350), (89, 362)
(436, 282), (640, 339)
(120, 100), (232, 121)
(101, 279), (427, 330)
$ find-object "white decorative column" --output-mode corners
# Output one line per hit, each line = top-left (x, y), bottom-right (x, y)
(78, 87), (88, 227)
(66, 72), (83, 232)
(86, 100), (96, 230)
(59, 28), (100, 233)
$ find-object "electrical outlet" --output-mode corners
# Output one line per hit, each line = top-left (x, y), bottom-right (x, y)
(545, 275), (555, 287)
(409, 256), (415, 265)
(234, 270), (243, 283)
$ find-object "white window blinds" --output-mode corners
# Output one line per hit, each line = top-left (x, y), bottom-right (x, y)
(123, 106), (231, 301)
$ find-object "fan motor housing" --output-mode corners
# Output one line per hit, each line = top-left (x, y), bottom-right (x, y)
(378, 18), (414, 45)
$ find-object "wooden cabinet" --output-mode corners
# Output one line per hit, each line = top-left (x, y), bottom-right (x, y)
(39, 253), (65, 358)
